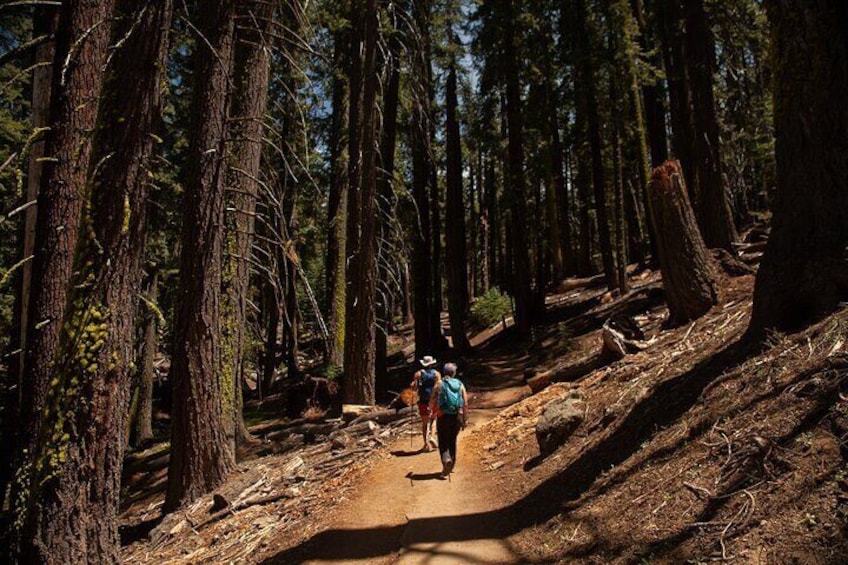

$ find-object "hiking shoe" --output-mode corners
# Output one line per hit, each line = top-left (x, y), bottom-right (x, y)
(423, 443), (432, 452)
(445, 459), (455, 474)
(440, 452), (453, 476)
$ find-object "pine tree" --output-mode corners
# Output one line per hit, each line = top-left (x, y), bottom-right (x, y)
(166, 0), (238, 511)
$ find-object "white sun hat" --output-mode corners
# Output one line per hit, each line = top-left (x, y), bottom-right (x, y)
(419, 355), (437, 368)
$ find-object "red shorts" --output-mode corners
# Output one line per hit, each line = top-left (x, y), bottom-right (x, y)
(418, 404), (431, 417)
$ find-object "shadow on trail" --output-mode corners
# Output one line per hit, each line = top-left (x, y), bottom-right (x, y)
(261, 338), (754, 564)
(405, 471), (447, 482)
(391, 448), (426, 457)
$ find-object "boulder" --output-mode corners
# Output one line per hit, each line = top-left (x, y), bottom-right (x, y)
(535, 398), (585, 456)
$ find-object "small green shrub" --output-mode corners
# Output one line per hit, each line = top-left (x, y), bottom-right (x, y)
(470, 288), (513, 327)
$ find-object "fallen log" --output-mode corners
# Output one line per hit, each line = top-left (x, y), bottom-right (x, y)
(347, 406), (413, 427)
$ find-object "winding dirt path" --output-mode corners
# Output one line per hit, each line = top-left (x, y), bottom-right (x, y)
(270, 404), (525, 565)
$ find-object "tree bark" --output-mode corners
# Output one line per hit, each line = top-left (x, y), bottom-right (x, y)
(410, 0), (438, 359)
(748, 0), (848, 337)
(222, 0), (275, 448)
(502, 0), (535, 334)
(325, 15), (351, 371)
(656, 0), (699, 203)
(647, 161), (719, 324)
(166, 0), (238, 512)
(576, 0), (619, 292)
(343, 0), (379, 404)
(13, 1), (171, 560)
(683, 0), (738, 250)
(444, 62), (471, 351)
(1, 4), (58, 513)
(134, 269), (159, 447)
(14, 0), (117, 519)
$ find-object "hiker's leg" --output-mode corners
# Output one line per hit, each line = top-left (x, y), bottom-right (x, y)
(437, 416), (449, 460)
(447, 416), (459, 464)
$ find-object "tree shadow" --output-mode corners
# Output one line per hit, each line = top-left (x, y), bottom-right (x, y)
(261, 338), (754, 564)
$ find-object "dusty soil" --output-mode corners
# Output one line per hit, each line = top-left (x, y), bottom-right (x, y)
(120, 265), (848, 564)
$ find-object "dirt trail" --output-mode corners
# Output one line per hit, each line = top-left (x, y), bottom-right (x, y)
(274, 406), (524, 565)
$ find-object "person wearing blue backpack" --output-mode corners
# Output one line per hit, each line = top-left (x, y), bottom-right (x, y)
(428, 362), (468, 476)
(410, 355), (441, 451)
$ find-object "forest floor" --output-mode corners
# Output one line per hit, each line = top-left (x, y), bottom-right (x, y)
(120, 263), (848, 564)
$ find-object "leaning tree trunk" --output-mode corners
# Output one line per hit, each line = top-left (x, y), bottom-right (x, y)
(166, 0), (238, 512)
(222, 0), (276, 448)
(647, 161), (719, 324)
(748, 0), (848, 337)
(343, 0), (379, 404)
(13, 0), (117, 517)
(13, 0), (172, 561)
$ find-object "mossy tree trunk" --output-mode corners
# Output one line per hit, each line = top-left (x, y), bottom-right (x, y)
(325, 11), (351, 371)
(166, 0), (238, 512)
(14, 0), (117, 519)
(13, 0), (172, 560)
(647, 161), (719, 324)
(748, 0), (848, 337)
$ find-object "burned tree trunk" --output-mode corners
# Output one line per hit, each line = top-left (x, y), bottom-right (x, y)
(749, 0), (848, 336)
(166, 0), (238, 511)
(647, 161), (719, 324)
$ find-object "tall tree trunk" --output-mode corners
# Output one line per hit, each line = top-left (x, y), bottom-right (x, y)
(444, 63), (471, 351)
(631, 0), (669, 166)
(325, 11), (350, 372)
(502, 0), (534, 334)
(343, 0), (379, 404)
(166, 0), (238, 511)
(13, 0), (118, 518)
(261, 280), (280, 396)
(410, 0), (437, 359)
(1, 4), (58, 512)
(576, 0), (619, 291)
(647, 161), (719, 323)
(13, 1), (171, 560)
(748, 1), (848, 337)
(375, 20), (401, 397)
(222, 0), (275, 448)
(656, 0), (699, 203)
(683, 0), (738, 250)
(133, 269), (159, 447)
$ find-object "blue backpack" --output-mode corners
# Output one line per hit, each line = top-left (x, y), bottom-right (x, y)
(438, 378), (464, 415)
(418, 369), (437, 404)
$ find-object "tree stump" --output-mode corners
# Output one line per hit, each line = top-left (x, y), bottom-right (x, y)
(647, 161), (719, 324)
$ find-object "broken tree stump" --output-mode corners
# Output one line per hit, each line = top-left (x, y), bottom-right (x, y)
(647, 161), (720, 324)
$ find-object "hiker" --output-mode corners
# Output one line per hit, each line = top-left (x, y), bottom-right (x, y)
(411, 355), (441, 451)
(429, 362), (468, 476)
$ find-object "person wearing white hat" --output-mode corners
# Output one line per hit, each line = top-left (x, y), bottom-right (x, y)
(410, 355), (441, 451)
